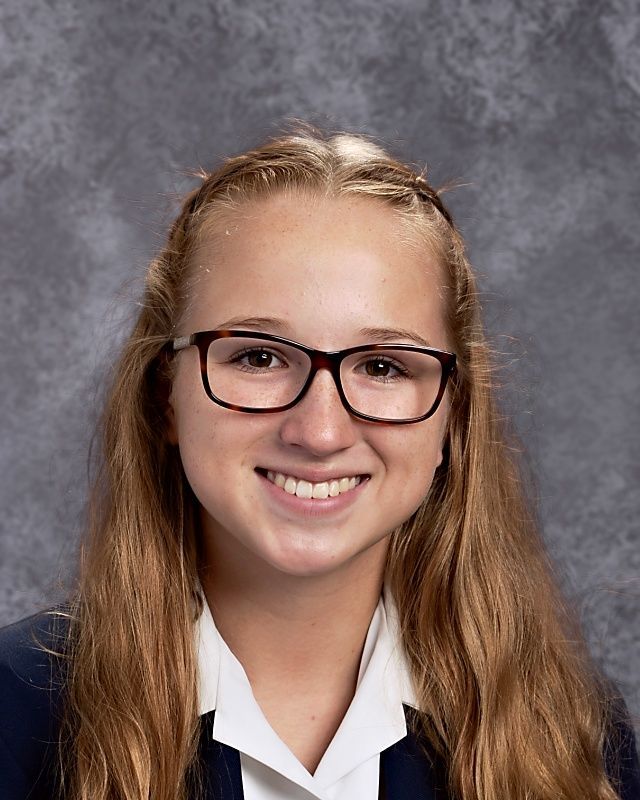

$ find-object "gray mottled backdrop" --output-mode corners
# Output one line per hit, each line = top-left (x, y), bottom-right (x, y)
(1, 0), (639, 729)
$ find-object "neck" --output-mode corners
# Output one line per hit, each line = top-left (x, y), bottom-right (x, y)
(198, 524), (389, 773)
(198, 530), (388, 693)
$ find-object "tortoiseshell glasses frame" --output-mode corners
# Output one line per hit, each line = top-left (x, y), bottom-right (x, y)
(171, 329), (457, 425)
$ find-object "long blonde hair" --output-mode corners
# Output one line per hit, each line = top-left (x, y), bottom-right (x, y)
(60, 127), (624, 799)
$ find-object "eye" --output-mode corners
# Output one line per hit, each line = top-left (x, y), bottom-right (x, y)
(365, 359), (393, 378)
(230, 347), (287, 371)
(359, 356), (410, 381)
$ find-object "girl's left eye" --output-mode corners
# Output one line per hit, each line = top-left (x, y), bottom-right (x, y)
(359, 357), (409, 380)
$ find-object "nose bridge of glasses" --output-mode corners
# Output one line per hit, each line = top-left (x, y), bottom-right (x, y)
(298, 350), (347, 403)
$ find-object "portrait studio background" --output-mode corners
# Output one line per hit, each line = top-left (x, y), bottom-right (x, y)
(1, 0), (639, 732)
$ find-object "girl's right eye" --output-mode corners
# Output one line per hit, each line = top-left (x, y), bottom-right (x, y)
(229, 348), (287, 371)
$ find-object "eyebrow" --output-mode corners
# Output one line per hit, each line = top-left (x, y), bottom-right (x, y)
(358, 326), (433, 348)
(214, 316), (291, 333)
(214, 317), (433, 348)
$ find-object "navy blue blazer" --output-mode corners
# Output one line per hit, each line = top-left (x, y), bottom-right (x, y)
(1, 611), (639, 800)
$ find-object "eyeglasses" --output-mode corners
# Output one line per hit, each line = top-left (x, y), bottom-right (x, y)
(171, 330), (456, 424)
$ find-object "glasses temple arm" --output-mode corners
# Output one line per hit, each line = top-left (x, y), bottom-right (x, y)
(172, 335), (195, 352)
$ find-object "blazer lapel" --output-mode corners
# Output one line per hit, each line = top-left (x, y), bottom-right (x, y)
(198, 711), (245, 800)
(379, 705), (447, 800)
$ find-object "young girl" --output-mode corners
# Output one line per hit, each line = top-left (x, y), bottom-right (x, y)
(1, 128), (638, 800)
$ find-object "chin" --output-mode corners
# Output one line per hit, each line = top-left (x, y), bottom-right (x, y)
(261, 532), (388, 580)
(263, 546), (349, 579)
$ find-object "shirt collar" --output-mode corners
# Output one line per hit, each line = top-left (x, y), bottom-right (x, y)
(195, 596), (221, 716)
(195, 587), (417, 789)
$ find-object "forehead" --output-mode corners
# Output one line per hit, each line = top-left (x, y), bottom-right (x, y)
(183, 192), (449, 348)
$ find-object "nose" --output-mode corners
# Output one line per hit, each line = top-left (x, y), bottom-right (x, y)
(278, 368), (358, 456)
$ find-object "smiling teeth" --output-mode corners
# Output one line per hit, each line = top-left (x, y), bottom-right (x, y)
(266, 471), (361, 498)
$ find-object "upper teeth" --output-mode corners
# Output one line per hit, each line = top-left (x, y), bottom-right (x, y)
(266, 471), (361, 499)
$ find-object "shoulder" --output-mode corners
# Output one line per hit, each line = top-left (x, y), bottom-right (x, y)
(0, 609), (69, 800)
(0, 607), (69, 674)
(0, 608), (69, 711)
(604, 694), (640, 800)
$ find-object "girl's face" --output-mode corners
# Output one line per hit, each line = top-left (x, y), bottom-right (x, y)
(168, 192), (451, 582)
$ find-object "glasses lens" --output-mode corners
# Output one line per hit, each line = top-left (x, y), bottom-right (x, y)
(206, 337), (311, 409)
(341, 348), (443, 421)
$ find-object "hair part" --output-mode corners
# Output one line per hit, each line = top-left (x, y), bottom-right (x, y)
(60, 125), (621, 799)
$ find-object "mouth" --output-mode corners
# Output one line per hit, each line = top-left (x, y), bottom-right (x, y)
(256, 468), (370, 500)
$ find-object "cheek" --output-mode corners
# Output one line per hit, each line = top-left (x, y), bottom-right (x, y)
(379, 420), (447, 504)
(177, 409), (229, 475)
(169, 380), (221, 485)
(169, 359), (228, 458)
(171, 393), (264, 513)
(176, 417), (237, 528)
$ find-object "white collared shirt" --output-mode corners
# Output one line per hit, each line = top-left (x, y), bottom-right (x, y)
(195, 590), (417, 800)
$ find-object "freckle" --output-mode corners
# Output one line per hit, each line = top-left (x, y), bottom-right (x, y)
(310, 715), (316, 721)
